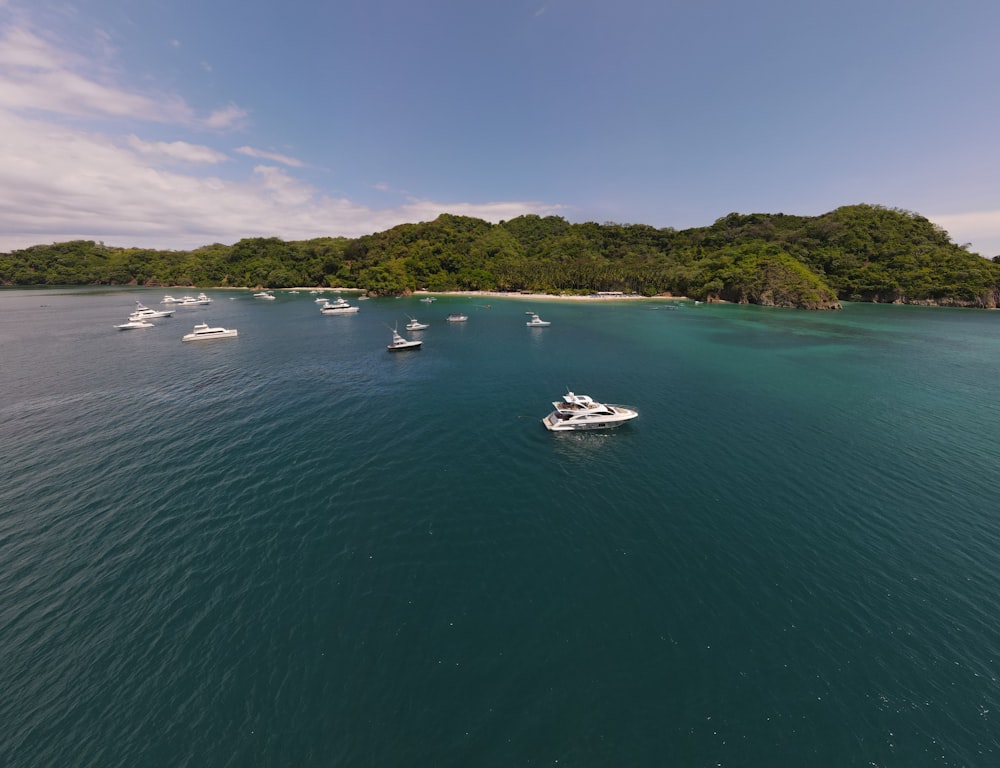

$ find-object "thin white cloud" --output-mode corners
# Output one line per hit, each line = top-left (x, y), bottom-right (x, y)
(126, 135), (229, 164)
(0, 5), (565, 253)
(235, 145), (304, 168)
(0, 24), (191, 122)
(929, 210), (1000, 257)
(0, 25), (53, 68)
(0, 109), (566, 252)
(205, 103), (248, 130)
(0, 19), (240, 127)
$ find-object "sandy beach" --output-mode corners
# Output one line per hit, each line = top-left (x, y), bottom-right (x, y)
(205, 286), (691, 302)
(408, 290), (690, 302)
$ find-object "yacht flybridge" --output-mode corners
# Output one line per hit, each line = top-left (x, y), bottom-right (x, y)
(387, 327), (422, 351)
(406, 316), (429, 331)
(525, 312), (551, 327)
(182, 322), (238, 341)
(542, 391), (638, 431)
(320, 297), (359, 314)
(130, 302), (174, 320)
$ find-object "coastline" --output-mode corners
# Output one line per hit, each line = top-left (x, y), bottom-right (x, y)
(399, 289), (691, 303)
(153, 285), (692, 302)
(410, 290), (689, 302)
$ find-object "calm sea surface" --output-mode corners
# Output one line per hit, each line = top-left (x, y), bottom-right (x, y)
(1, 288), (998, 767)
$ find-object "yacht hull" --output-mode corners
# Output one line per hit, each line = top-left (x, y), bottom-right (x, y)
(542, 410), (637, 431)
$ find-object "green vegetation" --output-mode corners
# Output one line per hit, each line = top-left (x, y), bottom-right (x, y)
(3, 204), (999, 309)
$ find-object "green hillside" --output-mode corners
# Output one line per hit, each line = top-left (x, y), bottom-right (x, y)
(3, 204), (998, 309)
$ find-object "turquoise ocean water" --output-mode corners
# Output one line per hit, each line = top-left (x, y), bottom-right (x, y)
(1, 288), (998, 767)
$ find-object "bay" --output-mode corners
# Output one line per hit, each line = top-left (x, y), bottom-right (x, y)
(1, 288), (998, 767)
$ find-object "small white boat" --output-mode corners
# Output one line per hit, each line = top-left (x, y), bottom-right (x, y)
(115, 319), (154, 330)
(181, 322), (238, 342)
(420, 296), (437, 303)
(446, 313), (468, 322)
(406, 316), (429, 331)
(320, 298), (359, 315)
(314, 296), (329, 303)
(525, 312), (551, 327)
(130, 302), (174, 320)
(542, 391), (638, 432)
(161, 295), (181, 304)
(196, 292), (212, 304)
(387, 327), (422, 352)
(253, 291), (276, 300)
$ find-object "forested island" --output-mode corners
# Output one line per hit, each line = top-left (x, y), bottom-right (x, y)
(3, 203), (999, 310)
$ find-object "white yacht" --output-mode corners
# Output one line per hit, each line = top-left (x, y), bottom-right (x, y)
(406, 316), (429, 331)
(420, 296), (437, 303)
(253, 291), (276, 300)
(387, 327), (422, 351)
(446, 312), (468, 322)
(130, 302), (174, 320)
(525, 312), (551, 327)
(320, 298), (359, 315)
(196, 292), (212, 304)
(115, 319), (155, 330)
(181, 322), (238, 342)
(542, 391), (638, 432)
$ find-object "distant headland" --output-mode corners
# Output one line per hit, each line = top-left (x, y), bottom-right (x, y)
(3, 204), (998, 310)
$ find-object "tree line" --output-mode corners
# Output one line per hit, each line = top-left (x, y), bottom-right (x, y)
(3, 204), (998, 308)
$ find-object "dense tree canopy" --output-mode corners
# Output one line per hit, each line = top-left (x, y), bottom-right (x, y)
(3, 205), (998, 309)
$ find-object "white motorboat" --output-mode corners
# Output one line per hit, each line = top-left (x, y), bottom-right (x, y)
(253, 291), (276, 300)
(130, 302), (174, 319)
(406, 316), (429, 331)
(420, 296), (437, 303)
(525, 312), (551, 327)
(387, 327), (422, 351)
(196, 292), (212, 304)
(181, 322), (238, 342)
(446, 313), (468, 322)
(320, 298), (359, 315)
(161, 295), (181, 304)
(542, 391), (638, 432)
(114, 319), (155, 330)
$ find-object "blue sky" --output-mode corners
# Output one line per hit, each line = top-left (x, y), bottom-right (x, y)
(2, 0), (999, 255)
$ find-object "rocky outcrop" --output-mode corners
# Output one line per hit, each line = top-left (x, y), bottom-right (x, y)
(715, 251), (842, 310)
(845, 287), (1000, 308)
